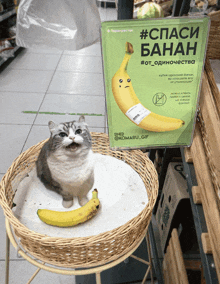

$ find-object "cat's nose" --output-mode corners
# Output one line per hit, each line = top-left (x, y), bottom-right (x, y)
(69, 136), (75, 140)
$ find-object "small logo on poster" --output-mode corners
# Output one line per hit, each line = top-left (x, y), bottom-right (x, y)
(152, 93), (167, 106)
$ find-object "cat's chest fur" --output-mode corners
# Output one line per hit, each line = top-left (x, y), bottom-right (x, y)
(47, 149), (94, 187)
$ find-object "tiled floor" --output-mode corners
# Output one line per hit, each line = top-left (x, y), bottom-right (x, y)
(0, 5), (160, 284)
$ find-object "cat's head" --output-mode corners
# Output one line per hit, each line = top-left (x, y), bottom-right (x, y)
(48, 116), (92, 154)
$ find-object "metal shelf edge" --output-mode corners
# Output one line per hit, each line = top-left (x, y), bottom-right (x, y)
(0, 45), (21, 67)
(0, 9), (16, 23)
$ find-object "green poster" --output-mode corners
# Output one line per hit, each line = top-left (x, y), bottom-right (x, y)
(101, 16), (210, 149)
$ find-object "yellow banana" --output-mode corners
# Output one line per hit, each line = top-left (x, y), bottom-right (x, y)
(112, 42), (185, 132)
(37, 189), (100, 227)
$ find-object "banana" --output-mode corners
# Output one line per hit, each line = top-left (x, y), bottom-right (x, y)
(111, 42), (185, 132)
(37, 189), (100, 227)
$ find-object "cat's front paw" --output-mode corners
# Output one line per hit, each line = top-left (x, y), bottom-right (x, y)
(62, 199), (73, 208)
(78, 196), (89, 207)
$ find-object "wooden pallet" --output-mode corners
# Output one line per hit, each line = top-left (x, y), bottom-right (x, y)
(185, 124), (220, 282)
(207, 10), (220, 60)
(163, 229), (189, 284)
(163, 228), (206, 284)
(197, 73), (220, 210)
(205, 58), (220, 118)
(183, 59), (220, 281)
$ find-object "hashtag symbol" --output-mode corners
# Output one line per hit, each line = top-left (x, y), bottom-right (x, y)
(140, 29), (148, 39)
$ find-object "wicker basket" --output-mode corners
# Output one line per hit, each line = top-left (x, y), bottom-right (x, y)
(0, 132), (158, 268)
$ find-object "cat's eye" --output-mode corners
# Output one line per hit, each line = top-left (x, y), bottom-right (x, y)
(59, 132), (68, 137)
(127, 78), (131, 82)
(75, 129), (82, 135)
(119, 79), (123, 83)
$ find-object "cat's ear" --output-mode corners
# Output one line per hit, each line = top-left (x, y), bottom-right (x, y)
(48, 121), (57, 132)
(79, 115), (85, 123)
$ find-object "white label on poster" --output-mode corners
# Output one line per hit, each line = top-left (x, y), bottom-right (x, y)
(125, 103), (151, 125)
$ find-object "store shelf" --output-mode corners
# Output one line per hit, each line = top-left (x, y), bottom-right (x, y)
(97, 0), (116, 2)
(0, 45), (20, 67)
(134, 0), (147, 6)
(0, 9), (16, 23)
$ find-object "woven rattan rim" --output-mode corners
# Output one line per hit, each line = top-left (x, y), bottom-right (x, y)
(0, 132), (158, 268)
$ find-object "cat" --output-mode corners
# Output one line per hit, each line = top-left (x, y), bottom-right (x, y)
(36, 115), (94, 208)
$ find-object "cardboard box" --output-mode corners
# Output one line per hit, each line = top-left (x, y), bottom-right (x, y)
(156, 162), (196, 253)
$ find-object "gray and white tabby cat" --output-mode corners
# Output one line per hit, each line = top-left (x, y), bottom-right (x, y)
(36, 116), (94, 208)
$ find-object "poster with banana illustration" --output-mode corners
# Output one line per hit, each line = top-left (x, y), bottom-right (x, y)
(101, 16), (210, 149)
